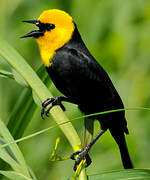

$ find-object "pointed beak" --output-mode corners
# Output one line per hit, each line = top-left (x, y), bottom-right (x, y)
(20, 20), (44, 38)
(22, 20), (39, 24)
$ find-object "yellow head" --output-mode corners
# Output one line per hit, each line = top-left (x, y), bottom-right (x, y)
(22, 9), (75, 66)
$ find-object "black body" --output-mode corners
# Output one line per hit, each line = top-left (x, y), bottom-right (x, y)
(46, 25), (133, 169)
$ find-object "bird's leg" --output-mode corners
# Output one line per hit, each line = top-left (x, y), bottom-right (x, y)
(70, 129), (106, 171)
(41, 96), (73, 118)
(84, 118), (94, 146)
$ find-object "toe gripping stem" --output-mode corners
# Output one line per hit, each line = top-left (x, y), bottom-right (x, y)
(70, 148), (92, 171)
(41, 96), (68, 119)
(70, 129), (105, 171)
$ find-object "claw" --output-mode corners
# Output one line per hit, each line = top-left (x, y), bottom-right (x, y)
(42, 98), (55, 107)
(85, 154), (92, 167)
(71, 130), (105, 171)
(41, 96), (66, 118)
(59, 103), (66, 111)
(70, 150), (82, 160)
(45, 110), (50, 117)
(41, 108), (45, 119)
(70, 148), (92, 171)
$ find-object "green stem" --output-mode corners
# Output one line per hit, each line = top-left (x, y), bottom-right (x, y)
(0, 39), (86, 180)
(79, 169), (88, 180)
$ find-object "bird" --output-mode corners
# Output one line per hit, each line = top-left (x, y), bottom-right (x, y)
(21, 9), (134, 171)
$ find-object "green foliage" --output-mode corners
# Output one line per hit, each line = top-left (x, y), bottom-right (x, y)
(89, 169), (150, 180)
(0, 119), (35, 180)
(0, 0), (150, 180)
(67, 169), (150, 180)
(0, 37), (84, 179)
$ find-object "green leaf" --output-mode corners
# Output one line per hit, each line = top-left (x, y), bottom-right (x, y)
(0, 170), (33, 180)
(88, 169), (150, 180)
(49, 137), (70, 161)
(7, 88), (35, 139)
(27, 167), (37, 180)
(7, 65), (51, 139)
(0, 119), (30, 177)
(0, 55), (11, 69)
(12, 69), (28, 87)
(32, 90), (41, 106)
(0, 69), (14, 79)
(0, 140), (20, 171)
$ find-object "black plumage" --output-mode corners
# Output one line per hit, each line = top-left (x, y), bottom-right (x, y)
(22, 14), (133, 170)
(45, 24), (133, 169)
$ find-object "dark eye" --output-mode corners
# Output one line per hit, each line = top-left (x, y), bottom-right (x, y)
(38, 22), (55, 32)
(46, 24), (55, 31)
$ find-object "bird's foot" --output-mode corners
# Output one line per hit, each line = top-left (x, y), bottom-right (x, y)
(70, 146), (92, 171)
(41, 96), (66, 119)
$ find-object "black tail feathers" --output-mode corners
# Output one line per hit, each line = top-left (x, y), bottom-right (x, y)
(110, 128), (134, 169)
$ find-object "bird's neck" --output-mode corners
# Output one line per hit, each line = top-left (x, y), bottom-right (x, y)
(64, 24), (92, 57)
(36, 25), (74, 67)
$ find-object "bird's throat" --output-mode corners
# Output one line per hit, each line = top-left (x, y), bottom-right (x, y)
(36, 25), (75, 67)
(39, 47), (55, 67)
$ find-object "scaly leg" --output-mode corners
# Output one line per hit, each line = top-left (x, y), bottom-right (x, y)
(70, 129), (106, 171)
(41, 96), (74, 119)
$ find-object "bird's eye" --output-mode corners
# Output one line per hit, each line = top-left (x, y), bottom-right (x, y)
(38, 22), (55, 32)
(45, 24), (55, 31)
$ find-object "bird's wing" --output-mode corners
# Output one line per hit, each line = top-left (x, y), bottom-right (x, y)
(51, 47), (122, 109)
(67, 48), (117, 97)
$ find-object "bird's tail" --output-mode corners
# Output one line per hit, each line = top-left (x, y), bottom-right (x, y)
(109, 128), (134, 169)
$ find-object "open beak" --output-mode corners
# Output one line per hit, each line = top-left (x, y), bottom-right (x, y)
(21, 20), (44, 38)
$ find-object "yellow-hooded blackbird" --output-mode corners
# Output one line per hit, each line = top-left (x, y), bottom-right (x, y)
(22, 9), (134, 171)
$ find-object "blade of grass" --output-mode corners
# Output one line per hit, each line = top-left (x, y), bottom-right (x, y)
(0, 119), (30, 177)
(1, 120), (73, 149)
(88, 169), (150, 180)
(14, 95), (37, 139)
(0, 145), (20, 171)
(7, 88), (33, 138)
(0, 69), (14, 79)
(0, 139), (37, 179)
(71, 107), (150, 121)
(67, 169), (150, 180)
(7, 65), (48, 139)
(1, 106), (150, 150)
(0, 170), (33, 180)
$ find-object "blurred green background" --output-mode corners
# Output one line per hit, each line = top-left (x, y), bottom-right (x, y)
(1, 0), (150, 179)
